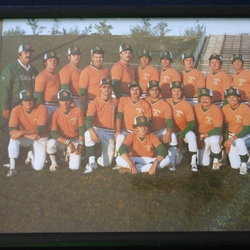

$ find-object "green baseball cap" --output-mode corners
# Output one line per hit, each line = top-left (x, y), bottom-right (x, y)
(119, 44), (133, 53)
(139, 49), (152, 59)
(160, 51), (173, 60)
(18, 44), (34, 53)
(44, 51), (59, 61)
(182, 51), (194, 61)
(19, 89), (36, 101)
(68, 46), (81, 55)
(224, 87), (240, 97)
(148, 80), (160, 90)
(133, 116), (150, 127)
(57, 89), (73, 101)
(128, 80), (141, 89)
(100, 78), (112, 85)
(199, 88), (213, 97)
(170, 81), (183, 90)
(91, 46), (104, 54)
(231, 53), (244, 63)
(209, 53), (223, 63)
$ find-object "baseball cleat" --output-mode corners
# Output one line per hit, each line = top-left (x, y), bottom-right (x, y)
(3, 163), (10, 168)
(240, 163), (247, 175)
(212, 162), (222, 170)
(191, 163), (198, 172)
(112, 164), (121, 170)
(25, 150), (33, 164)
(6, 169), (17, 177)
(169, 163), (176, 171)
(49, 164), (58, 172)
(83, 163), (97, 174)
(119, 167), (130, 174)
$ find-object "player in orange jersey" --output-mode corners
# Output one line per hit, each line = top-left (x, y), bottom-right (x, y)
(222, 87), (250, 175)
(135, 49), (159, 98)
(194, 88), (223, 169)
(180, 51), (205, 106)
(111, 44), (135, 99)
(59, 46), (83, 108)
(205, 53), (231, 107)
(115, 116), (170, 175)
(159, 51), (181, 99)
(231, 53), (250, 103)
(6, 89), (48, 177)
(145, 80), (178, 170)
(166, 81), (198, 171)
(79, 46), (109, 115)
(46, 89), (85, 171)
(83, 78), (118, 174)
(115, 81), (152, 156)
(34, 51), (61, 116)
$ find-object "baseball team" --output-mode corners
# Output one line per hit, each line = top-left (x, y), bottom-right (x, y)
(1, 43), (250, 177)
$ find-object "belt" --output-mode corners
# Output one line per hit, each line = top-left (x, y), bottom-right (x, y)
(94, 126), (115, 132)
(44, 102), (58, 106)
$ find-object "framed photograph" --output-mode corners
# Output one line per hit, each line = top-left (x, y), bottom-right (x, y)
(1, 1), (250, 247)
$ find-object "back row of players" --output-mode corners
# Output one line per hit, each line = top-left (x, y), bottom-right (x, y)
(1, 43), (250, 176)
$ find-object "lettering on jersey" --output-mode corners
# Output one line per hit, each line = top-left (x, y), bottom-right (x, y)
(143, 73), (150, 80)
(213, 78), (221, 85)
(2, 76), (5, 81)
(145, 144), (153, 152)
(188, 76), (196, 83)
(33, 118), (38, 122)
(136, 108), (144, 116)
(20, 75), (33, 81)
(110, 105), (116, 113)
(206, 116), (213, 124)
(235, 115), (242, 123)
(175, 110), (183, 117)
(153, 109), (161, 117)
(238, 79), (245, 86)
(71, 117), (78, 126)
(163, 75), (170, 82)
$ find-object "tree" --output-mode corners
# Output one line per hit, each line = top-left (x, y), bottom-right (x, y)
(3, 26), (25, 36)
(130, 18), (152, 37)
(48, 19), (62, 35)
(94, 20), (113, 35)
(82, 24), (92, 35)
(26, 19), (46, 35)
(152, 21), (171, 37)
(182, 20), (205, 36)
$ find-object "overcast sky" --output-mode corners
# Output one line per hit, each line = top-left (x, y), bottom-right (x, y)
(2, 18), (250, 36)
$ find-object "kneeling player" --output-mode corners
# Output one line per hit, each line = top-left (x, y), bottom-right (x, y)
(46, 89), (85, 171)
(116, 116), (170, 175)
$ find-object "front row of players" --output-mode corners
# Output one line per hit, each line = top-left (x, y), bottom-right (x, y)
(6, 78), (250, 177)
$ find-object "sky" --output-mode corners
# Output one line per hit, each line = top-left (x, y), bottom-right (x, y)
(2, 18), (250, 36)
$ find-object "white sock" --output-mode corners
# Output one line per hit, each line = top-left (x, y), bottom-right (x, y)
(89, 156), (96, 164)
(10, 158), (15, 170)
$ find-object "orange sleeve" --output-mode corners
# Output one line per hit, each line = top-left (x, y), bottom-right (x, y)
(79, 67), (90, 89)
(111, 63), (123, 80)
(35, 71), (47, 93)
(59, 65), (71, 85)
(37, 105), (48, 126)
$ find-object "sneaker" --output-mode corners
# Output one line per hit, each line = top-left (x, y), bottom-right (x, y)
(25, 150), (33, 164)
(169, 163), (176, 171)
(6, 169), (17, 177)
(3, 163), (10, 168)
(119, 167), (130, 174)
(112, 164), (121, 170)
(191, 163), (198, 172)
(49, 163), (58, 172)
(83, 163), (97, 174)
(240, 163), (247, 175)
(212, 162), (222, 170)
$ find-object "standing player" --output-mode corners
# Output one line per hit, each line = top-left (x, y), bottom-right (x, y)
(59, 46), (83, 108)
(84, 78), (118, 174)
(180, 51), (205, 106)
(34, 51), (61, 116)
(166, 81), (198, 171)
(116, 116), (170, 175)
(135, 49), (159, 97)
(79, 46), (108, 115)
(231, 53), (250, 103)
(194, 88), (223, 169)
(115, 81), (152, 155)
(145, 80), (178, 170)
(159, 51), (181, 99)
(205, 53), (231, 107)
(111, 44), (135, 99)
(222, 87), (250, 175)
(0, 44), (38, 167)
(6, 89), (48, 177)
(46, 89), (85, 171)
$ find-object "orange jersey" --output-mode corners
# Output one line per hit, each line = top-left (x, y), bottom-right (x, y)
(222, 103), (250, 134)
(231, 69), (250, 102)
(49, 106), (85, 139)
(118, 97), (152, 131)
(145, 97), (172, 132)
(205, 70), (231, 102)
(59, 64), (82, 96)
(167, 98), (195, 132)
(123, 131), (162, 157)
(180, 68), (205, 98)
(111, 61), (135, 95)
(87, 96), (118, 129)
(135, 65), (159, 93)
(79, 65), (109, 100)
(9, 103), (48, 137)
(194, 103), (223, 134)
(159, 67), (181, 98)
